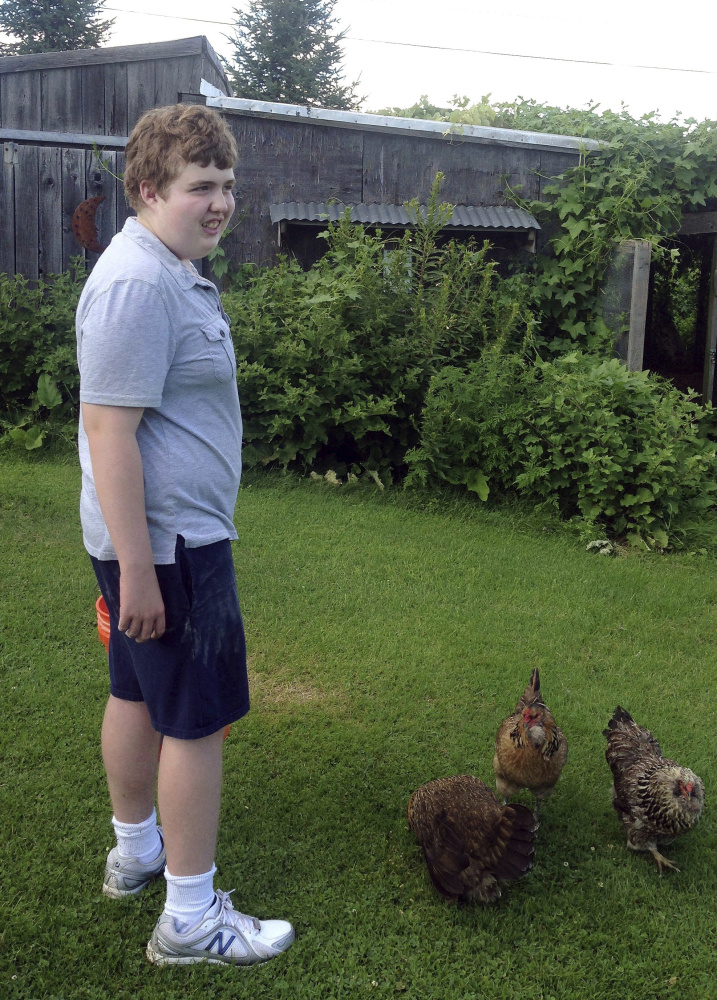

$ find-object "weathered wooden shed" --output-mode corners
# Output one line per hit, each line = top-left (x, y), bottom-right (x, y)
(209, 96), (598, 270)
(0, 36), (230, 280)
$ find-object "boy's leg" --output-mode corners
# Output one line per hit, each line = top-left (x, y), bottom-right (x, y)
(148, 726), (295, 966)
(157, 729), (224, 875)
(102, 694), (162, 821)
(101, 694), (165, 898)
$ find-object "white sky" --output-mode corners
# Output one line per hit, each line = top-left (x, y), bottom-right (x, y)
(12, 0), (717, 122)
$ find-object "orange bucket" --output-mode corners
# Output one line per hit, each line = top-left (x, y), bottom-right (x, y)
(95, 594), (229, 741)
(96, 594), (111, 652)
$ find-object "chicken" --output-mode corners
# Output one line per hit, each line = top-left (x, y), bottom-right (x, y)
(604, 706), (704, 873)
(493, 669), (568, 817)
(407, 775), (539, 902)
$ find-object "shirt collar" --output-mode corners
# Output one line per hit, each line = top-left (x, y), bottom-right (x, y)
(121, 216), (216, 292)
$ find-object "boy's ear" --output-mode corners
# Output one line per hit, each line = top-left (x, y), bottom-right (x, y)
(138, 179), (159, 209)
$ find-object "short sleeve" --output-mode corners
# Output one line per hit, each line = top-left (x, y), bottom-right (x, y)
(78, 279), (175, 408)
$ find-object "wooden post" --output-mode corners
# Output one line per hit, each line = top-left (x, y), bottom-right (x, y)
(702, 235), (717, 404)
(625, 239), (652, 371)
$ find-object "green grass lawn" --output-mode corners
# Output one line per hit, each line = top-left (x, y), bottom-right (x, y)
(2, 455), (716, 1000)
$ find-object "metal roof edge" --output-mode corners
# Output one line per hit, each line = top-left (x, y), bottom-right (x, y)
(207, 96), (602, 153)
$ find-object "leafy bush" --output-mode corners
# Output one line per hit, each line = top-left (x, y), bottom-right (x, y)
(406, 350), (717, 548)
(223, 183), (535, 475)
(0, 262), (86, 449)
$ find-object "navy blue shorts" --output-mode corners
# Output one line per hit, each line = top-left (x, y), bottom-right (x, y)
(91, 536), (250, 739)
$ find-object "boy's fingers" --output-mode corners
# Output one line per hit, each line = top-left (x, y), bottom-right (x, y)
(151, 611), (166, 639)
(118, 611), (165, 642)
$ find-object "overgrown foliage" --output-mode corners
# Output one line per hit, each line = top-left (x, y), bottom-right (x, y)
(374, 93), (495, 127)
(222, 180), (535, 474)
(406, 350), (717, 549)
(0, 263), (85, 449)
(382, 97), (717, 353)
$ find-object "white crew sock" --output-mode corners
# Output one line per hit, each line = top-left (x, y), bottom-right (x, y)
(163, 864), (217, 932)
(111, 809), (163, 864)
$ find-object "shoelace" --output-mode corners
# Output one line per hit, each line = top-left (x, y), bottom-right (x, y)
(214, 889), (261, 934)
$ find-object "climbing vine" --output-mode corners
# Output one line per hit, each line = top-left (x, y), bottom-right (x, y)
(379, 98), (717, 352)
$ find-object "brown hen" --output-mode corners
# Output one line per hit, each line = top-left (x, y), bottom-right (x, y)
(407, 775), (539, 902)
(493, 669), (568, 817)
(604, 706), (704, 873)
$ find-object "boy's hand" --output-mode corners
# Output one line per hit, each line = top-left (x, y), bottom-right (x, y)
(119, 565), (166, 642)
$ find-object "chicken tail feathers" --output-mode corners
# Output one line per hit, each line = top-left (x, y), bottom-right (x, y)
(603, 705), (633, 736)
(421, 814), (471, 899)
(488, 803), (540, 881)
(603, 705), (663, 765)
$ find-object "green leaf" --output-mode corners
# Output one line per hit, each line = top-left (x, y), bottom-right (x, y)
(464, 469), (489, 500)
(37, 374), (62, 409)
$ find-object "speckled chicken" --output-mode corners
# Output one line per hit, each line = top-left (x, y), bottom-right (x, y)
(407, 776), (539, 902)
(604, 706), (704, 873)
(493, 669), (568, 817)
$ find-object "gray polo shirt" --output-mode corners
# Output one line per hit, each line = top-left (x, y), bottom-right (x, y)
(76, 217), (242, 564)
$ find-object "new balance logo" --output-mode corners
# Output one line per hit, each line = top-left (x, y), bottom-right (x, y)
(206, 931), (236, 956)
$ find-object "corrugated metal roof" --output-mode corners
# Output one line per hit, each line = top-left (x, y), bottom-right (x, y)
(270, 202), (540, 230)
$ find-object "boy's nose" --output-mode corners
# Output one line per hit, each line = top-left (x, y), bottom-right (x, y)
(211, 191), (233, 213)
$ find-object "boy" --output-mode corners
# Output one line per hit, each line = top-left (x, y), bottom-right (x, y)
(76, 103), (294, 966)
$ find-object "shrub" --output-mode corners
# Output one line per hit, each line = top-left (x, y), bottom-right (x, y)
(223, 187), (536, 475)
(0, 262), (86, 449)
(406, 350), (717, 548)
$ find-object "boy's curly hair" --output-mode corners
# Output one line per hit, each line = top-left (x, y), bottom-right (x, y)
(124, 103), (238, 210)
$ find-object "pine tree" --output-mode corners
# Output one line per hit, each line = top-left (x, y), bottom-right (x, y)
(227, 0), (361, 110)
(0, 0), (114, 56)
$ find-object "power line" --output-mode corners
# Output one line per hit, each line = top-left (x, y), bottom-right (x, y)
(103, 7), (713, 76)
(345, 35), (713, 76)
(105, 7), (231, 26)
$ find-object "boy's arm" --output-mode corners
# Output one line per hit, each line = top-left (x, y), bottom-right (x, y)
(82, 402), (166, 643)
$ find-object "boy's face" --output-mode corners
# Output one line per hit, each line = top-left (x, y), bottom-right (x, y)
(137, 160), (236, 264)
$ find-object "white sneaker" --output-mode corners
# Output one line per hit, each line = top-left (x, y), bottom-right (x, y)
(146, 889), (295, 966)
(102, 830), (166, 898)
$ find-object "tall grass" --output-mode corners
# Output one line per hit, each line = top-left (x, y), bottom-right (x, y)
(2, 456), (716, 1000)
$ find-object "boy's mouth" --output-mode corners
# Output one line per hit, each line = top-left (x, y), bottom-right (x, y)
(202, 219), (223, 234)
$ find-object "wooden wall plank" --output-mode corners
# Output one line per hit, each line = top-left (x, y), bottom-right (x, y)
(38, 145), (63, 277)
(127, 61), (157, 130)
(104, 62), (128, 136)
(41, 67), (83, 132)
(0, 144), (16, 276)
(14, 144), (39, 281)
(85, 149), (117, 262)
(155, 55), (194, 107)
(82, 64), (106, 135)
(1, 71), (41, 129)
(62, 147), (86, 271)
